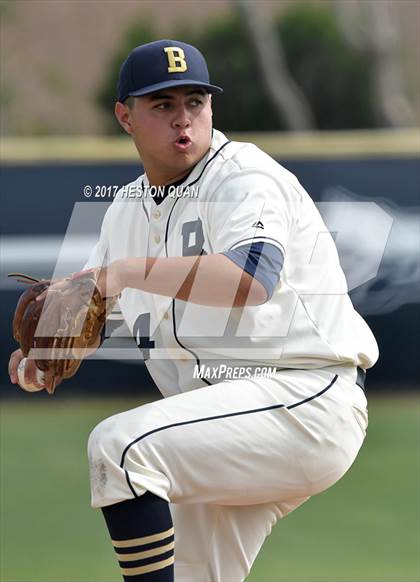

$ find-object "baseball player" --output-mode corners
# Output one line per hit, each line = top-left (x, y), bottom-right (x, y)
(9, 40), (378, 581)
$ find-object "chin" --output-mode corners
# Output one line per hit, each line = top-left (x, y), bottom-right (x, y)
(191, 143), (209, 163)
(174, 150), (198, 167)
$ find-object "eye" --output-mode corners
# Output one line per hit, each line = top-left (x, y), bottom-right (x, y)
(190, 97), (203, 107)
(154, 102), (171, 111)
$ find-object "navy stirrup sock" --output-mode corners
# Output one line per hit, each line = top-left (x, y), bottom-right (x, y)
(101, 492), (174, 581)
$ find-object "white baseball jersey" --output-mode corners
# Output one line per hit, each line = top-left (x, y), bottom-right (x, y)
(86, 129), (378, 396)
(86, 129), (375, 581)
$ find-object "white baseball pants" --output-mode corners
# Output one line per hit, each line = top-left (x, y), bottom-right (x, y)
(88, 364), (368, 581)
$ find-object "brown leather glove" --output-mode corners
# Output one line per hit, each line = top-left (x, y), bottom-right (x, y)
(9, 269), (117, 394)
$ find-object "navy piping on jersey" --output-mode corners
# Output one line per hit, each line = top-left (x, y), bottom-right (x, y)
(170, 295), (211, 387)
(120, 374), (338, 498)
(143, 175), (192, 207)
(162, 139), (231, 388)
(141, 195), (150, 222)
(164, 139), (231, 250)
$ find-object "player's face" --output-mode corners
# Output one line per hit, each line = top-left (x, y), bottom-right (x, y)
(115, 86), (213, 185)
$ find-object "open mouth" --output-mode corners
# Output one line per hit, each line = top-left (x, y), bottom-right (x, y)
(174, 135), (192, 149)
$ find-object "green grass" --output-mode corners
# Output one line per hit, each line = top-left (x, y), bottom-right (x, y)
(1, 396), (418, 582)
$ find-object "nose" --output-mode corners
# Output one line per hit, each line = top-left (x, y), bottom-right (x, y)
(172, 105), (191, 129)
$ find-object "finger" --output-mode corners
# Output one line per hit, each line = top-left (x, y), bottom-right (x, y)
(8, 349), (23, 384)
(25, 359), (46, 389)
(35, 287), (60, 302)
(53, 376), (63, 391)
(35, 283), (64, 302)
(35, 290), (47, 302)
(44, 369), (63, 394)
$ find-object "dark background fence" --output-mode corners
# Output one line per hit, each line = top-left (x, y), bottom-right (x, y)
(1, 147), (419, 396)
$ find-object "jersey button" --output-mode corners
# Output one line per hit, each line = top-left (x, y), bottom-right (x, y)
(163, 312), (169, 320)
(154, 233), (161, 244)
(153, 210), (161, 219)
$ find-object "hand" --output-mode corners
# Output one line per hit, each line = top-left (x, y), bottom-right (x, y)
(36, 264), (124, 304)
(95, 262), (125, 298)
(9, 350), (63, 392)
(8, 349), (45, 390)
(10, 266), (115, 396)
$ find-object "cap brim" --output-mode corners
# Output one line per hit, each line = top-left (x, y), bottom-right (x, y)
(123, 79), (223, 100)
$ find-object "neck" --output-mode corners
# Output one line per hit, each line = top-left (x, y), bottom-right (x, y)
(146, 167), (193, 187)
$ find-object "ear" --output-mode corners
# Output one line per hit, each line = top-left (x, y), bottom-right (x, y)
(114, 102), (133, 135)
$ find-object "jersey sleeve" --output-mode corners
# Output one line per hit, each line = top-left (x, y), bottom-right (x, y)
(203, 170), (298, 296)
(223, 241), (284, 300)
(204, 170), (296, 258)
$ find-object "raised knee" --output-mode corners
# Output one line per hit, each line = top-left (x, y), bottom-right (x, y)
(87, 403), (168, 469)
(86, 404), (172, 508)
(87, 414), (132, 507)
(87, 415), (120, 464)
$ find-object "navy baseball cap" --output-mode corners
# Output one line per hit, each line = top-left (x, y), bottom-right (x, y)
(117, 39), (223, 102)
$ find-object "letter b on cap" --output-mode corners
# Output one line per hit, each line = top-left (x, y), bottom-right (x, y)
(164, 47), (187, 73)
